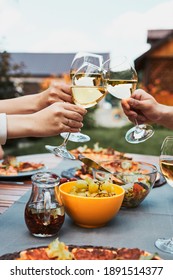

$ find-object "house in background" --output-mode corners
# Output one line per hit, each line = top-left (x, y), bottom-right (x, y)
(134, 29), (173, 104)
(9, 52), (109, 94)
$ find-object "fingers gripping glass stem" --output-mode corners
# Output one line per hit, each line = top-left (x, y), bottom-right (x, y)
(45, 133), (75, 160)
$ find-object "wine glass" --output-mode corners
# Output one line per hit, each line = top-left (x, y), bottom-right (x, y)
(155, 136), (173, 254)
(70, 51), (103, 78)
(103, 56), (154, 144)
(45, 62), (107, 159)
(61, 52), (103, 143)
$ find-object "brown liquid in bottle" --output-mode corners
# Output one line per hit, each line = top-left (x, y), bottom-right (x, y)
(24, 172), (65, 237)
(25, 202), (65, 237)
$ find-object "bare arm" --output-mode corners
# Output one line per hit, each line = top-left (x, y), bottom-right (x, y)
(0, 82), (72, 114)
(6, 102), (86, 139)
(0, 95), (40, 114)
(121, 89), (173, 130)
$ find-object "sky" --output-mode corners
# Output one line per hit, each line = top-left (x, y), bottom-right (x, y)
(0, 0), (173, 63)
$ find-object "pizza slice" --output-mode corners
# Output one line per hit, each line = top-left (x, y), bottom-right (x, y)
(0, 156), (45, 175)
(70, 142), (132, 162)
(17, 161), (45, 172)
(2, 238), (161, 260)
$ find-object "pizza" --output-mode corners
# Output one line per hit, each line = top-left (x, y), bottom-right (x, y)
(0, 238), (161, 260)
(70, 142), (132, 162)
(0, 156), (45, 176)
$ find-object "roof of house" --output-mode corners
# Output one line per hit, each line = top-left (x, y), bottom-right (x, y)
(135, 29), (173, 70)
(9, 52), (110, 77)
(147, 29), (173, 45)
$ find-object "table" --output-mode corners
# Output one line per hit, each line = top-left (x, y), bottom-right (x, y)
(0, 153), (173, 260)
(0, 153), (77, 214)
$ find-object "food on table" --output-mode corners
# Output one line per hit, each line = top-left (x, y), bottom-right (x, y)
(111, 160), (156, 208)
(0, 156), (45, 175)
(59, 177), (77, 184)
(68, 178), (118, 197)
(70, 142), (132, 162)
(122, 182), (150, 208)
(70, 143), (132, 181)
(67, 158), (157, 208)
(1, 238), (161, 260)
(59, 180), (124, 228)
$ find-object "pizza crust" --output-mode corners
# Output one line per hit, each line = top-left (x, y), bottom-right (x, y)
(0, 245), (161, 260)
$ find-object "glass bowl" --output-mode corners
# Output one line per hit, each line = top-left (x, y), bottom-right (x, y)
(94, 160), (158, 208)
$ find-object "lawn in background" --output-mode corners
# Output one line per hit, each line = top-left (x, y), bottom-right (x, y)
(4, 124), (173, 157)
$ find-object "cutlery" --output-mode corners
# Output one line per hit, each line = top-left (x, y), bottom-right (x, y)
(0, 180), (31, 186)
(78, 154), (111, 173)
(78, 154), (125, 184)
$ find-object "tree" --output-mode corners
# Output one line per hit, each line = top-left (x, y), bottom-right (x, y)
(0, 51), (24, 99)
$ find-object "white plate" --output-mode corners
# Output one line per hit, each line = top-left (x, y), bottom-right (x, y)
(0, 156), (47, 178)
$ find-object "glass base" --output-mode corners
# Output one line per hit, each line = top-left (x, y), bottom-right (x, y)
(45, 145), (75, 160)
(125, 124), (154, 144)
(155, 238), (173, 254)
(61, 132), (90, 143)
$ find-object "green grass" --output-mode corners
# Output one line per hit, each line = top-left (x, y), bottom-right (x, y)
(4, 124), (173, 157)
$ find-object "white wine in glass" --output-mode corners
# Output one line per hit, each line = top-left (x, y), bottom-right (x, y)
(159, 138), (173, 187)
(155, 136), (173, 254)
(45, 63), (107, 160)
(59, 63), (107, 158)
(61, 52), (104, 143)
(103, 55), (154, 144)
(72, 65), (106, 108)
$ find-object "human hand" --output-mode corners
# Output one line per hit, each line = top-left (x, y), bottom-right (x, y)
(121, 89), (161, 124)
(37, 81), (73, 110)
(30, 102), (87, 137)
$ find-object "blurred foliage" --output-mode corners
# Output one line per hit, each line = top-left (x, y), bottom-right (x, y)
(139, 79), (173, 106)
(0, 51), (25, 99)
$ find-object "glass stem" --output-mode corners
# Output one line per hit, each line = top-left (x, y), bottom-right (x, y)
(134, 118), (143, 132)
(61, 133), (71, 147)
(134, 118), (139, 128)
(166, 237), (173, 245)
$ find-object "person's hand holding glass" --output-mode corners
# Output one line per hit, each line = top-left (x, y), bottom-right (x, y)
(45, 60), (107, 159)
(103, 56), (154, 144)
(60, 52), (103, 143)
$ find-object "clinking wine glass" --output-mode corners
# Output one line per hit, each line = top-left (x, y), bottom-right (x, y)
(70, 51), (103, 77)
(103, 55), (154, 144)
(61, 52), (103, 143)
(155, 136), (173, 254)
(46, 62), (107, 159)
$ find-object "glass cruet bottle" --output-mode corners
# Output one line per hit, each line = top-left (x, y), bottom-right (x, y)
(24, 172), (65, 237)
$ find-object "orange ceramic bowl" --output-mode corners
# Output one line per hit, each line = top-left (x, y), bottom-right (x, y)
(58, 181), (125, 228)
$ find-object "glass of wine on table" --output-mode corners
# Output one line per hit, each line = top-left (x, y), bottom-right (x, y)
(102, 55), (154, 144)
(45, 62), (107, 159)
(155, 136), (173, 254)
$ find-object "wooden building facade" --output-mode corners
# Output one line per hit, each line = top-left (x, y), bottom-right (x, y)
(135, 29), (173, 104)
